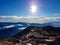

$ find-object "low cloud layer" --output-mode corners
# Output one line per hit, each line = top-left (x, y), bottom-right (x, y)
(0, 16), (60, 23)
(3, 25), (15, 29)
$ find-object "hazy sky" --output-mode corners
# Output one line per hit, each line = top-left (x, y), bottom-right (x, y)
(0, 0), (60, 17)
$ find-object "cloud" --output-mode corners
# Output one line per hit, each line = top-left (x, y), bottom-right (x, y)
(3, 25), (15, 29)
(17, 24), (23, 26)
(18, 27), (26, 30)
(0, 16), (60, 23)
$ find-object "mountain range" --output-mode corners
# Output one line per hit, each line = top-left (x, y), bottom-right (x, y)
(0, 21), (60, 39)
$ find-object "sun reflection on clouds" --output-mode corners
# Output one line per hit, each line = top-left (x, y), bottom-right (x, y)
(0, 16), (60, 23)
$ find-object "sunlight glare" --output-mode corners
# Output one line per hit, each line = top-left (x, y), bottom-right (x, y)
(31, 5), (37, 13)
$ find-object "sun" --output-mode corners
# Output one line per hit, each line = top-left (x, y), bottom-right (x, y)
(31, 5), (37, 13)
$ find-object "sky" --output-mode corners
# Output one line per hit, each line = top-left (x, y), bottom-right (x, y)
(0, 0), (60, 22)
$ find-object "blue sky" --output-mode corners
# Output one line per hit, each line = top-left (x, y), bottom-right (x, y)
(0, 0), (60, 17)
